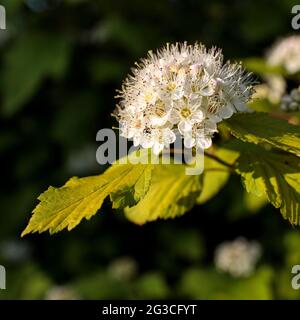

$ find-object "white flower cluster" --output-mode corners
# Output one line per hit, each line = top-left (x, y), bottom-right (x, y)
(264, 36), (300, 103)
(214, 237), (261, 278)
(281, 87), (300, 112)
(114, 42), (254, 154)
(45, 286), (80, 300)
(108, 256), (138, 281)
(267, 35), (300, 74)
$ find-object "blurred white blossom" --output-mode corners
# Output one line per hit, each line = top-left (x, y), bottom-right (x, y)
(263, 76), (286, 104)
(107, 256), (138, 281)
(265, 36), (300, 103)
(267, 35), (300, 74)
(114, 42), (254, 154)
(280, 87), (300, 112)
(0, 240), (31, 263)
(214, 237), (261, 278)
(45, 286), (80, 300)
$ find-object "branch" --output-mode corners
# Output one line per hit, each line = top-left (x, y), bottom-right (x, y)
(204, 150), (235, 172)
(164, 148), (236, 172)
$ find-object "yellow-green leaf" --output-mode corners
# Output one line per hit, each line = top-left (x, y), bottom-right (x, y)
(235, 143), (300, 225)
(224, 113), (300, 157)
(22, 160), (153, 235)
(197, 148), (239, 204)
(125, 164), (202, 225)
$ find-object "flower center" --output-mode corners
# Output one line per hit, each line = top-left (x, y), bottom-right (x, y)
(180, 107), (192, 118)
(169, 64), (178, 73)
(167, 82), (176, 92)
(144, 91), (154, 103)
(134, 119), (142, 128)
(191, 85), (197, 93)
(154, 100), (166, 117)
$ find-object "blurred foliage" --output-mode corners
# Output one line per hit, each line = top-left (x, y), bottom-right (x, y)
(1, 0), (300, 299)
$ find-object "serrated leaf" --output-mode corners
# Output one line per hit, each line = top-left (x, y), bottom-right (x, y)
(110, 162), (153, 209)
(125, 164), (202, 225)
(224, 113), (300, 156)
(234, 143), (300, 225)
(22, 159), (153, 236)
(197, 148), (239, 204)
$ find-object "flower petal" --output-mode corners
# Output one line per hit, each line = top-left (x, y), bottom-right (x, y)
(184, 136), (196, 148)
(178, 120), (192, 133)
(218, 103), (234, 119)
(169, 110), (181, 124)
(153, 142), (164, 155)
(192, 110), (204, 122)
(196, 136), (212, 149)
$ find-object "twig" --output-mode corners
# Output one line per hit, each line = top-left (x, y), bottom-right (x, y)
(204, 150), (235, 170)
(164, 148), (236, 172)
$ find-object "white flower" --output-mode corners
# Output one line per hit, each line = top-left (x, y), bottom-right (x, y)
(264, 36), (300, 103)
(139, 126), (176, 155)
(115, 42), (254, 154)
(108, 256), (138, 281)
(280, 87), (300, 112)
(214, 237), (261, 278)
(118, 112), (148, 147)
(45, 286), (80, 300)
(267, 35), (300, 74)
(263, 75), (286, 104)
(169, 97), (204, 133)
(148, 99), (171, 126)
(183, 119), (217, 149)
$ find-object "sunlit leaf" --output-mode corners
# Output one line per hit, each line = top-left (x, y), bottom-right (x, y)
(22, 155), (153, 235)
(197, 147), (239, 204)
(125, 164), (202, 225)
(224, 113), (300, 157)
(234, 143), (300, 225)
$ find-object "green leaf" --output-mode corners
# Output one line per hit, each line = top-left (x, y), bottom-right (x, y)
(22, 159), (153, 236)
(197, 148), (239, 204)
(125, 164), (202, 225)
(234, 143), (300, 225)
(244, 191), (268, 213)
(135, 272), (169, 299)
(243, 57), (285, 76)
(247, 98), (278, 113)
(179, 267), (273, 299)
(2, 33), (71, 116)
(224, 113), (300, 157)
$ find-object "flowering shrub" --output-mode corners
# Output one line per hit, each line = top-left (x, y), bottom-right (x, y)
(114, 43), (253, 153)
(22, 41), (300, 236)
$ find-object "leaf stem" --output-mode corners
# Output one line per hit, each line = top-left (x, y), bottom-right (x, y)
(165, 148), (235, 172)
(203, 168), (232, 173)
(204, 150), (235, 171)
